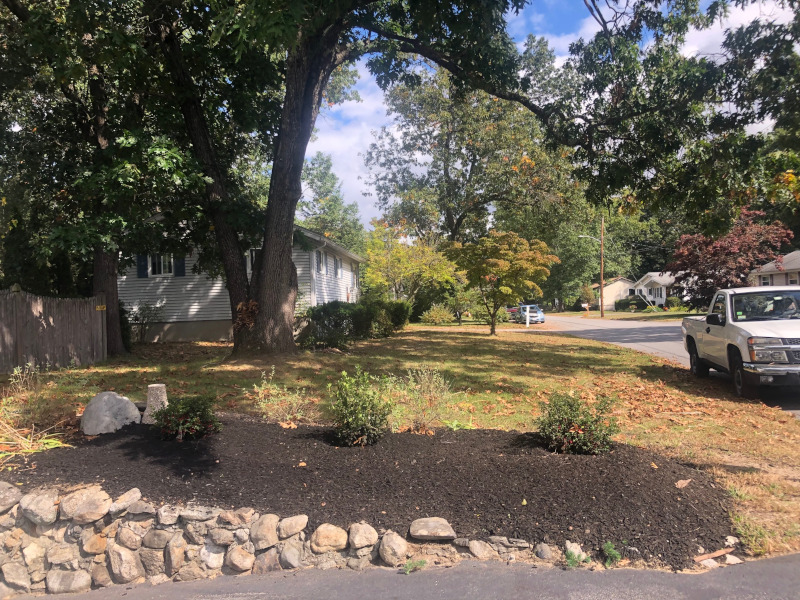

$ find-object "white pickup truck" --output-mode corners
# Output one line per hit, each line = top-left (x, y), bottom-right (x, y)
(682, 286), (800, 396)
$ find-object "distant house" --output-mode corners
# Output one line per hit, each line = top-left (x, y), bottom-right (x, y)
(118, 227), (364, 342)
(630, 272), (676, 306)
(591, 276), (635, 311)
(750, 250), (800, 286)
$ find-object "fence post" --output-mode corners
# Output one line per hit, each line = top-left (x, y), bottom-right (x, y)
(96, 293), (107, 361)
(11, 285), (23, 369)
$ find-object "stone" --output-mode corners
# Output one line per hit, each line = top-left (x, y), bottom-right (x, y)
(46, 544), (78, 568)
(252, 548), (281, 574)
(139, 548), (166, 576)
(379, 531), (408, 567)
(1, 562), (30, 593)
(117, 527), (142, 551)
(107, 543), (145, 583)
(453, 537), (470, 547)
(22, 542), (46, 571)
(79, 530), (106, 555)
(19, 488), (59, 526)
(218, 508), (255, 528)
(225, 546), (255, 572)
(347, 556), (370, 571)
(108, 488), (141, 516)
(165, 534), (186, 577)
(279, 540), (304, 569)
(725, 554), (744, 565)
(184, 523), (206, 545)
(45, 570), (92, 594)
(157, 505), (180, 526)
(148, 573), (171, 585)
(468, 540), (496, 560)
(80, 391), (141, 435)
(0, 483), (21, 515)
(409, 517), (456, 541)
(725, 536), (740, 547)
(509, 538), (530, 548)
(488, 535), (511, 546)
(565, 541), (588, 562)
(277, 514), (308, 539)
(142, 383), (168, 425)
(180, 506), (217, 522)
(250, 514), (280, 550)
(200, 541), (225, 569)
(60, 487), (112, 525)
(700, 558), (719, 569)
(142, 529), (173, 549)
(310, 523), (348, 554)
(234, 529), (249, 544)
(534, 543), (553, 560)
(348, 522), (378, 549)
(91, 563), (113, 588)
(176, 563), (207, 582)
(127, 501), (157, 516)
(209, 528), (235, 546)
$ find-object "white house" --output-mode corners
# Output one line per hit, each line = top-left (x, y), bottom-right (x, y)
(630, 272), (676, 306)
(751, 250), (800, 286)
(591, 276), (636, 311)
(118, 227), (364, 341)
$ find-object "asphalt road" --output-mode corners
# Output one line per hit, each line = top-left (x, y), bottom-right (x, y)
(521, 315), (800, 418)
(64, 554), (800, 600)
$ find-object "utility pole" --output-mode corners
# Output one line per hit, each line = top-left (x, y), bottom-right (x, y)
(600, 215), (605, 318)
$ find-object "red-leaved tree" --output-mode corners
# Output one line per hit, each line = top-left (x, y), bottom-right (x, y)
(666, 210), (794, 310)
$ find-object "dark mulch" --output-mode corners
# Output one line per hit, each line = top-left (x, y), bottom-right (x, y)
(4, 414), (732, 569)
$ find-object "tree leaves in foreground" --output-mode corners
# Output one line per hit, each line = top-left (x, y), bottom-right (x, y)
(666, 210), (794, 310)
(446, 231), (558, 335)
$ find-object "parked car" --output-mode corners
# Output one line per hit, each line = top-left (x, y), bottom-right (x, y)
(515, 303), (545, 324)
(682, 286), (800, 397)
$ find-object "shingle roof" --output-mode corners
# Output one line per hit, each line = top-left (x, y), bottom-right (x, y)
(753, 250), (800, 274)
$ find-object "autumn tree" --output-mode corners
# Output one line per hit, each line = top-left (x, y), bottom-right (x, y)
(447, 231), (557, 334)
(666, 210), (793, 310)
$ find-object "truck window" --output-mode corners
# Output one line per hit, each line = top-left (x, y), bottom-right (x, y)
(711, 293), (726, 316)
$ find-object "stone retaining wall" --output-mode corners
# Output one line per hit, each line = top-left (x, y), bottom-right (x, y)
(0, 482), (575, 597)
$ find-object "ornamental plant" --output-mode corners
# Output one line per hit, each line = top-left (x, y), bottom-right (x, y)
(328, 367), (393, 446)
(152, 396), (222, 442)
(536, 392), (618, 455)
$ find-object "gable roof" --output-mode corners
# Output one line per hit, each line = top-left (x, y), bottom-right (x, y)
(295, 225), (365, 263)
(591, 276), (635, 289)
(633, 271), (676, 288)
(753, 250), (800, 275)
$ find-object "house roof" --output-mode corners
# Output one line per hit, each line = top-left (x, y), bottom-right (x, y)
(632, 271), (675, 288)
(295, 225), (365, 263)
(591, 276), (635, 289)
(753, 250), (800, 275)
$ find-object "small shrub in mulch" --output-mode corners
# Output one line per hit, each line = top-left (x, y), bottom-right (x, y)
(536, 392), (618, 455)
(328, 367), (393, 446)
(152, 396), (222, 441)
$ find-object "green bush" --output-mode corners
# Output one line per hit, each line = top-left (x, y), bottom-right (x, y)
(475, 305), (509, 324)
(387, 300), (412, 329)
(328, 367), (393, 446)
(299, 299), (409, 350)
(420, 303), (454, 325)
(152, 396), (222, 442)
(536, 392), (618, 455)
(615, 297), (648, 311)
(665, 296), (684, 309)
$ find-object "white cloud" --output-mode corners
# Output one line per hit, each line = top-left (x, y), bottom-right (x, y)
(543, 15), (602, 56)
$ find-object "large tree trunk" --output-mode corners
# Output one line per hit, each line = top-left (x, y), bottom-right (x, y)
(238, 32), (348, 355)
(93, 248), (126, 355)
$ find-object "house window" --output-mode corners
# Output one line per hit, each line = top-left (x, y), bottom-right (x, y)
(352, 263), (359, 287)
(150, 254), (173, 276)
(316, 250), (328, 274)
(789, 273), (798, 286)
(628, 289), (635, 296)
(761, 275), (770, 286)
(334, 257), (342, 278)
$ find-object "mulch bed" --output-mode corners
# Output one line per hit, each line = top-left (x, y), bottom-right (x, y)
(3, 414), (732, 570)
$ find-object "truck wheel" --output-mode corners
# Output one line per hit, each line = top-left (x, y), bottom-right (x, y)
(688, 340), (709, 377)
(730, 351), (756, 399)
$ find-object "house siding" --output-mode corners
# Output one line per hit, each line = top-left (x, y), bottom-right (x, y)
(312, 250), (360, 305)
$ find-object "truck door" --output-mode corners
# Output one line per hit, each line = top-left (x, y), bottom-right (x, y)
(703, 293), (728, 366)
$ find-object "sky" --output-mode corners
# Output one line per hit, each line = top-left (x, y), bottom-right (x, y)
(306, 0), (792, 226)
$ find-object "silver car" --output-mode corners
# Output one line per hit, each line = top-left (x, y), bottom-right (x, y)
(515, 304), (545, 324)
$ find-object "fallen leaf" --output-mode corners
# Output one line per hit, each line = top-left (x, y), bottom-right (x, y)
(278, 421), (297, 429)
(521, 499), (527, 506)
(298, 461), (307, 467)
(675, 479), (692, 489)
(650, 462), (658, 469)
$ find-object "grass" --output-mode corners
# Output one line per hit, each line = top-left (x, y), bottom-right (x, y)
(3, 327), (800, 557)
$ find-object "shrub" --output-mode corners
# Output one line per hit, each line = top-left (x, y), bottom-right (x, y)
(152, 396), (222, 441)
(328, 367), (393, 446)
(420, 304), (454, 325)
(602, 541), (622, 567)
(299, 299), (410, 350)
(130, 302), (164, 343)
(614, 297), (648, 311)
(475, 305), (509, 324)
(387, 300), (412, 329)
(665, 296), (685, 309)
(250, 366), (318, 425)
(404, 366), (454, 432)
(536, 392), (618, 455)
(642, 305), (661, 313)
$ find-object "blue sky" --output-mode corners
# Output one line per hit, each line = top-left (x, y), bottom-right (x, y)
(306, 0), (791, 226)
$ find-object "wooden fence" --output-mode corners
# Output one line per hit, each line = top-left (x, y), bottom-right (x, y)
(0, 289), (107, 373)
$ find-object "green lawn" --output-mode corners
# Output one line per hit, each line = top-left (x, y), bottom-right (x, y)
(3, 327), (799, 556)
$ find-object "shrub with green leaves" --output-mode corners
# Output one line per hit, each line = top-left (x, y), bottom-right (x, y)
(536, 392), (618, 455)
(665, 296), (685, 309)
(602, 541), (622, 567)
(152, 396), (222, 441)
(420, 303), (454, 325)
(328, 367), (393, 446)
